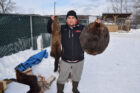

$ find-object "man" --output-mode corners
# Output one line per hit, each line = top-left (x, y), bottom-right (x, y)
(47, 10), (100, 93)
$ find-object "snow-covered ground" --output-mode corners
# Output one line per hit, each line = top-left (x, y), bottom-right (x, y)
(5, 82), (30, 93)
(0, 29), (140, 93)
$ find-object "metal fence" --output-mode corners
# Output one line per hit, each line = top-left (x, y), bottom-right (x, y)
(0, 14), (51, 57)
(0, 14), (89, 58)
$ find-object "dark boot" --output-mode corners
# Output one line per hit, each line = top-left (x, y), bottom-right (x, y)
(57, 83), (64, 93)
(72, 81), (80, 93)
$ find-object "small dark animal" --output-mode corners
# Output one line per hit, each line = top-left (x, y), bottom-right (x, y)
(51, 16), (62, 72)
(79, 22), (110, 55)
(16, 70), (41, 93)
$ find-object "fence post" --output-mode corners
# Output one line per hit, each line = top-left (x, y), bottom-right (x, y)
(30, 16), (33, 49)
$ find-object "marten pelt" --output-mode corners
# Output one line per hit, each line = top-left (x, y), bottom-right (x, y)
(51, 16), (61, 72)
(15, 70), (41, 93)
(15, 69), (55, 93)
(79, 22), (110, 55)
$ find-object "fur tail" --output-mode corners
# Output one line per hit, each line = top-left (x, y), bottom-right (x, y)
(54, 58), (59, 72)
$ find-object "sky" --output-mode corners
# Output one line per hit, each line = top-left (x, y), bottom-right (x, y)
(13, 0), (111, 16)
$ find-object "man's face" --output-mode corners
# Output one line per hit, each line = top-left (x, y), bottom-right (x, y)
(66, 16), (77, 27)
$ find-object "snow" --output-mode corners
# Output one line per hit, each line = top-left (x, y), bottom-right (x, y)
(5, 82), (30, 93)
(37, 34), (43, 50)
(104, 22), (116, 25)
(0, 29), (140, 93)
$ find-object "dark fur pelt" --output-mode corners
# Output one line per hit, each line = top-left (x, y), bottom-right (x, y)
(51, 16), (62, 72)
(79, 22), (110, 55)
(16, 70), (41, 93)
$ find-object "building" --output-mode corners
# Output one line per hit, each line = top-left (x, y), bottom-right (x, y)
(102, 13), (132, 32)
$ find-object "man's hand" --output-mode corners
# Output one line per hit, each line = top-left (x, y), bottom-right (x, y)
(51, 15), (55, 21)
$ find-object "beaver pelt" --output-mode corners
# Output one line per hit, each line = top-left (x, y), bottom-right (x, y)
(79, 22), (110, 55)
(51, 16), (62, 72)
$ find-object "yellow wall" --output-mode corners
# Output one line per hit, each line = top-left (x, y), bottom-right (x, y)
(106, 25), (118, 32)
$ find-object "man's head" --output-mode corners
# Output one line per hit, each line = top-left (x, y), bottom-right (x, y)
(66, 10), (78, 27)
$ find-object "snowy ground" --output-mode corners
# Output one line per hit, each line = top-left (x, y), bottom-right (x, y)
(0, 29), (140, 93)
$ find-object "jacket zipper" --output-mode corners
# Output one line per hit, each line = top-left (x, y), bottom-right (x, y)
(72, 30), (74, 61)
(69, 30), (70, 38)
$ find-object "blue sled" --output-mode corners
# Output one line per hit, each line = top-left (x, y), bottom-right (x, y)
(15, 50), (48, 72)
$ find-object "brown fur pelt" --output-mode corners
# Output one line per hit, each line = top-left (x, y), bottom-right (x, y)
(38, 75), (56, 92)
(16, 70), (41, 93)
(38, 75), (50, 93)
(51, 16), (62, 72)
(15, 69), (55, 93)
(79, 22), (110, 55)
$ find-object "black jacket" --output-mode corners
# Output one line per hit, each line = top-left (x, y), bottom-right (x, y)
(47, 18), (84, 63)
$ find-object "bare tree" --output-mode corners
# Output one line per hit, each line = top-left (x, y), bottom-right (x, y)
(132, 0), (140, 28)
(109, 0), (132, 13)
(123, 0), (128, 13)
(0, 0), (16, 13)
(110, 0), (119, 13)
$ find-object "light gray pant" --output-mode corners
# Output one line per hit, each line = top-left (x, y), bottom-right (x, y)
(57, 60), (84, 84)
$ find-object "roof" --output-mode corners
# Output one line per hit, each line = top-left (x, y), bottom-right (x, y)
(102, 13), (132, 18)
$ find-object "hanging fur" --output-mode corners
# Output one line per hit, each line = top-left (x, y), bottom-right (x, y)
(51, 16), (62, 72)
(79, 21), (110, 55)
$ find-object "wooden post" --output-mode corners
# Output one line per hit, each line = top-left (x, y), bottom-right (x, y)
(0, 81), (7, 91)
(54, 1), (56, 15)
(127, 16), (130, 31)
(125, 17), (130, 31)
(113, 15), (118, 24)
(103, 15), (107, 21)
(30, 16), (33, 49)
